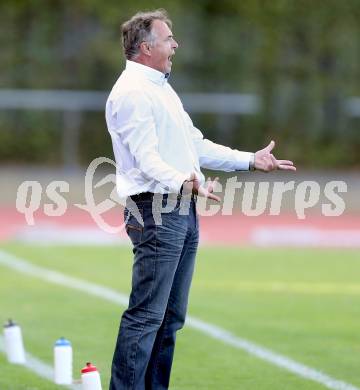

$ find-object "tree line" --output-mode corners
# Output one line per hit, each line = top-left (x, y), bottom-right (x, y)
(0, 0), (359, 167)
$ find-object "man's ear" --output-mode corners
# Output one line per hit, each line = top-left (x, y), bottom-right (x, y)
(139, 41), (151, 56)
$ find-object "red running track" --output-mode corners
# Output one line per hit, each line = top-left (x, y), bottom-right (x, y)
(1, 206), (360, 247)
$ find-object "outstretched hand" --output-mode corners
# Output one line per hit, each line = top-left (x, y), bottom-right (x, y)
(183, 173), (221, 202)
(255, 140), (296, 172)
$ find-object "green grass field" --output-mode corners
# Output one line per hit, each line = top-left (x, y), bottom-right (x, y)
(1, 243), (360, 390)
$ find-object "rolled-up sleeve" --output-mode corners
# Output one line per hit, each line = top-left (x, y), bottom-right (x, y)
(110, 91), (190, 192)
(185, 111), (252, 171)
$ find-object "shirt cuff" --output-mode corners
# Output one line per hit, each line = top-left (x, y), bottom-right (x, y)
(233, 151), (253, 171)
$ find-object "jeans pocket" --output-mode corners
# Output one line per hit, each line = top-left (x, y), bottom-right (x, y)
(124, 206), (144, 245)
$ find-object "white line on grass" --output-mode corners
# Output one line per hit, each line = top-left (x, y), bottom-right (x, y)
(0, 335), (81, 389)
(0, 249), (359, 390)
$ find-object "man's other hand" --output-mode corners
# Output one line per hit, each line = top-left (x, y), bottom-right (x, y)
(183, 173), (220, 202)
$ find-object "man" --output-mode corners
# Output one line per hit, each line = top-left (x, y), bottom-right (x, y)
(105, 9), (295, 390)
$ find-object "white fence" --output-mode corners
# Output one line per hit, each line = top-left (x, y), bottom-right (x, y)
(1, 89), (360, 169)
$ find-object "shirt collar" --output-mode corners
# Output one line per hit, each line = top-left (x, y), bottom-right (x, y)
(125, 60), (169, 86)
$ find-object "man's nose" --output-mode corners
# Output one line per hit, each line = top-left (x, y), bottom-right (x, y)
(172, 39), (179, 49)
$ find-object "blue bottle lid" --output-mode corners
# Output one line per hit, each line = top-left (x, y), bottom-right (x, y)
(55, 337), (71, 347)
(4, 319), (16, 328)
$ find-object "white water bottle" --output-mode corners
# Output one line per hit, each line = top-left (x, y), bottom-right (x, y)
(54, 337), (72, 384)
(3, 319), (26, 364)
(81, 362), (102, 390)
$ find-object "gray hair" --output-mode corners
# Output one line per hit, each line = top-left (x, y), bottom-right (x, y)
(121, 9), (172, 60)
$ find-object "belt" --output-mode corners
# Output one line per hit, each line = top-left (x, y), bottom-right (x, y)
(130, 192), (196, 203)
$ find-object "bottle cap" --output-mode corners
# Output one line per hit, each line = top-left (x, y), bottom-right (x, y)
(81, 362), (98, 374)
(55, 337), (71, 347)
(4, 319), (16, 328)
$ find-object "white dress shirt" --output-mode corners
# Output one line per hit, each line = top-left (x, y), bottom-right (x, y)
(105, 60), (252, 197)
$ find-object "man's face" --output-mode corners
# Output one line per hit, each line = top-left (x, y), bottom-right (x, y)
(148, 20), (178, 74)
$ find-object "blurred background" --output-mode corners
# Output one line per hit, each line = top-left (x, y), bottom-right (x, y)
(1, 0), (360, 168)
(0, 0), (359, 238)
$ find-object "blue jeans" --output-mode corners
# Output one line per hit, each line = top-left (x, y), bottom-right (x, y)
(110, 195), (199, 390)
